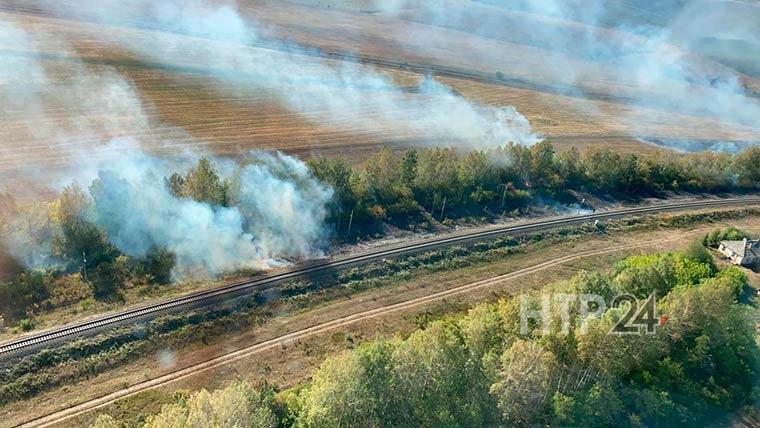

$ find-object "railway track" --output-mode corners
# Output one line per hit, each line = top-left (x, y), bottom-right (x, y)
(2, 196), (759, 359)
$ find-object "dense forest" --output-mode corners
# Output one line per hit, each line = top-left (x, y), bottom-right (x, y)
(91, 243), (760, 427)
(0, 143), (759, 328)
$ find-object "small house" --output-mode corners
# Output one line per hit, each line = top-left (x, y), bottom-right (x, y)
(719, 238), (760, 267)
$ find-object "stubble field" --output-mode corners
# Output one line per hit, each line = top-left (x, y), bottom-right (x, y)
(0, 1), (758, 193)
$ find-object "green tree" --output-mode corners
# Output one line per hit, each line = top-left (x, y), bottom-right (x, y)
(299, 340), (399, 427)
(552, 382), (624, 427)
(89, 414), (118, 428)
(503, 142), (533, 187)
(556, 147), (584, 189)
(412, 148), (459, 211)
(582, 149), (624, 193)
(399, 150), (418, 187)
(307, 157), (356, 210)
(53, 184), (115, 271)
(576, 307), (665, 378)
(0, 271), (48, 323)
(735, 146), (760, 189)
(659, 279), (760, 410)
(89, 261), (124, 300)
(529, 141), (564, 196)
(354, 147), (417, 221)
(142, 247), (176, 285)
(171, 158), (231, 207)
(457, 151), (500, 206)
(143, 382), (277, 428)
(612, 253), (679, 298)
(490, 340), (558, 425)
(0, 192), (21, 279)
(165, 173), (186, 199)
(393, 320), (497, 426)
(460, 303), (506, 363)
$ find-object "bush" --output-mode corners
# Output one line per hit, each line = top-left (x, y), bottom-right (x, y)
(0, 271), (48, 323)
(142, 247), (176, 285)
(89, 262), (124, 300)
(704, 227), (752, 248)
(18, 318), (34, 332)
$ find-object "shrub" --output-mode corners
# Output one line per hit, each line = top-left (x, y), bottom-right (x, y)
(704, 227), (752, 248)
(142, 247), (176, 285)
(18, 318), (34, 332)
(89, 262), (124, 300)
(0, 271), (48, 323)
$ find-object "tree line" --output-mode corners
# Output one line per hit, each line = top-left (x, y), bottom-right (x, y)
(91, 242), (760, 427)
(309, 142), (760, 233)
(1, 142), (759, 327)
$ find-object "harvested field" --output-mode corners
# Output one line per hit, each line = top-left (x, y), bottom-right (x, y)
(0, 1), (758, 194)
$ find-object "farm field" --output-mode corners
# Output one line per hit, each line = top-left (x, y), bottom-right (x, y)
(0, 1), (758, 194)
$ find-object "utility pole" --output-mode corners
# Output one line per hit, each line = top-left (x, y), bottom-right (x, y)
(336, 210), (342, 235)
(82, 252), (88, 282)
(440, 196), (447, 220)
(500, 183), (509, 207)
(345, 209), (354, 237)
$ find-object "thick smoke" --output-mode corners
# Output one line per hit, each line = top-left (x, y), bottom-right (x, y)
(3, 138), (334, 277)
(90, 148), (332, 277)
(35, 0), (540, 148)
(0, 19), (333, 277)
(234, 152), (333, 260)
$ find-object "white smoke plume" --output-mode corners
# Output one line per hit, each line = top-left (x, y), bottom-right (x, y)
(0, 19), (334, 277)
(34, 0), (541, 148)
(234, 152), (333, 260)
(90, 148), (332, 277)
(4, 139), (334, 277)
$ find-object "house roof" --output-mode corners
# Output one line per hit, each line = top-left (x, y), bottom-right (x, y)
(749, 241), (760, 260)
(721, 240), (760, 259)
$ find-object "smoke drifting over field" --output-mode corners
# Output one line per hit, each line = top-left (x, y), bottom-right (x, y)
(375, 0), (760, 146)
(36, 0), (540, 148)
(0, 20), (157, 188)
(2, 1), (548, 273)
(0, 20), (333, 276)
(2, 0), (758, 278)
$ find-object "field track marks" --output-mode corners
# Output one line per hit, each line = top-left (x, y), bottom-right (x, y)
(19, 232), (690, 428)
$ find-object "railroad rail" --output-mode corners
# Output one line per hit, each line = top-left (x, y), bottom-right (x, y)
(1, 197), (759, 358)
